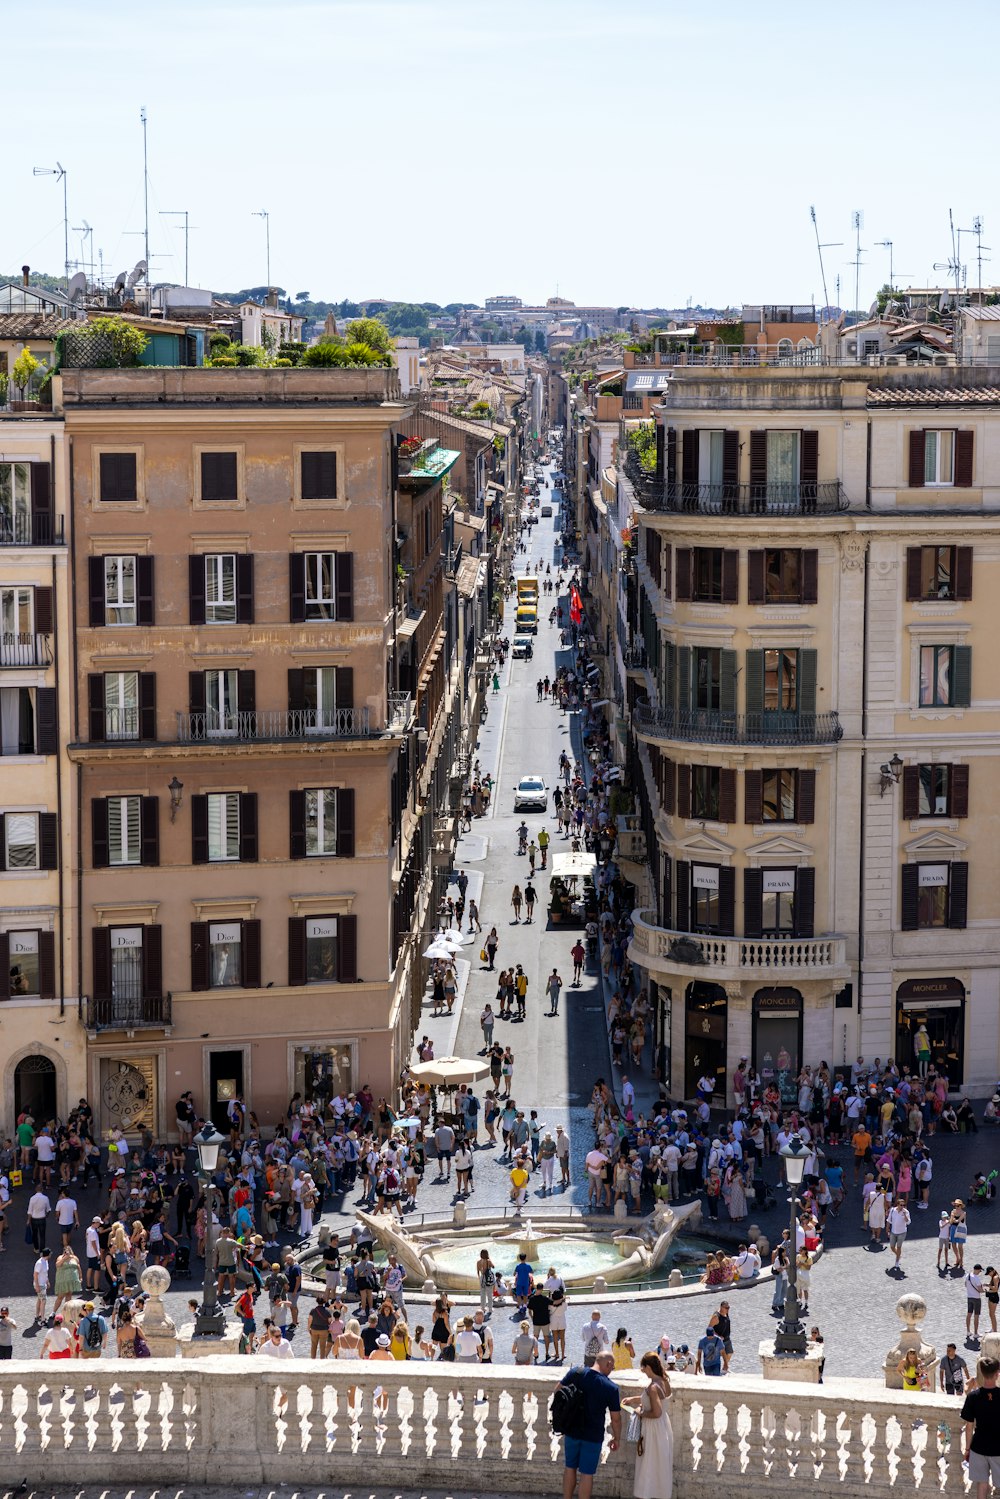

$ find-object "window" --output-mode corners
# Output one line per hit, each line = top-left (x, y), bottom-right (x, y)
(207, 793), (241, 861)
(906, 545), (972, 602)
(697, 431), (725, 487)
(200, 452), (238, 502)
(205, 555), (237, 624)
(919, 645), (971, 708)
(0, 687), (37, 755)
(762, 768), (798, 821)
(917, 864), (950, 927)
(924, 430), (954, 486)
(107, 797), (141, 865)
(306, 788), (337, 855)
(305, 553), (336, 620)
(99, 452), (137, 503)
(303, 667), (338, 730)
(692, 549), (725, 602)
(693, 647), (723, 710)
(205, 668), (239, 734)
(903, 763), (970, 820)
(902, 861), (967, 930)
(306, 916), (339, 983)
(759, 548), (817, 604)
(8, 930), (40, 995)
(1, 587), (32, 636)
(104, 556), (136, 625)
(208, 922), (242, 987)
(767, 431), (800, 488)
(691, 766), (721, 820)
(675, 548), (737, 604)
(764, 649), (799, 711)
(110, 927), (144, 1003)
(920, 766), (950, 817)
(0, 462), (30, 541)
(691, 864), (720, 932)
(105, 671), (139, 740)
(4, 813), (38, 869)
(761, 869), (796, 934)
(301, 451), (338, 501)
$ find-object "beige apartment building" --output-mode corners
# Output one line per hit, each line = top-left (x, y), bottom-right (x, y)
(59, 365), (425, 1139)
(620, 365), (1000, 1100)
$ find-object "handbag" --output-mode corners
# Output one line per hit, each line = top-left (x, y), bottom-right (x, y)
(625, 1411), (642, 1443)
(480, 949), (487, 962)
(134, 1332), (151, 1358)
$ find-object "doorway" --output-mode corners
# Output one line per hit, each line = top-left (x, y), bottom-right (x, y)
(208, 1049), (245, 1132)
(896, 979), (965, 1084)
(684, 982), (727, 1100)
(15, 1054), (57, 1125)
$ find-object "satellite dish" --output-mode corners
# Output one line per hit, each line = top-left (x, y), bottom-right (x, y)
(126, 260), (147, 290)
(114, 271), (127, 291)
(67, 271), (87, 303)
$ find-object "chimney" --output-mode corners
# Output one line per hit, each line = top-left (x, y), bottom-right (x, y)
(22, 265), (30, 288)
(266, 288), (279, 309)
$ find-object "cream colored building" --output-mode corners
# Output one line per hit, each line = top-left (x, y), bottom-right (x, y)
(621, 366), (1000, 1099)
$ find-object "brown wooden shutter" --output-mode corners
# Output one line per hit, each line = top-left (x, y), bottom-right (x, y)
(902, 765), (920, 820)
(908, 431), (926, 487)
(0, 815), (5, 871)
(92, 927), (112, 1001)
(800, 430), (819, 487)
(674, 548), (692, 601)
(38, 932), (55, 1000)
(236, 554), (254, 624)
(34, 586), (53, 635)
(336, 788), (355, 858)
(905, 548), (923, 601)
(337, 666), (354, 712)
(721, 550), (739, 604)
(718, 768), (737, 823)
(662, 758), (675, 816)
(336, 914), (358, 983)
(191, 795), (209, 864)
(675, 862), (690, 931)
(242, 919), (262, 988)
(35, 688), (58, 754)
(744, 770), (763, 824)
(676, 765), (691, 819)
(801, 549), (819, 605)
(30, 462), (52, 542)
(301, 451), (337, 500)
(335, 552), (354, 621)
(141, 797), (159, 866)
(954, 547), (973, 601)
(797, 769), (816, 824)
(190, 923), (210, 992)
(139, 673), (156, 740)
(954, 430), (974, 487)
(136, 556), (155, 626)
(188, 555), (206, 625)
(92, 799), (110, 868)
(238, 669), (256, 715)
(0, 933), (9, 998)
(655, 425), (665, 482)
(662, 542), (672, 600)
(88, 675), (105, 741)
(142, 925), (163, 1000)
(948, 862), (969, 928)
(718, 866), (736, 936)
(88, 557), (106, 626)
(660, 857), (671, 929)
(722, 430), (739, 490)
(38, 812), (58, 871)
(289, 553), (306, 622)
(749, 431), (767, 491)
(288, 917), (307, 986)
(287, 668), (305, 714)
(901, 865), (920, 930)
(743, 869), (763, 939)
(188, 670), (206, 717)
(239, 793), (258, 862)
(747, 551), (765, 604)
(289, 790), (307, 859)
(665, 428), (677, 486)
(201, 451), (238, 501)
(950, 763), (969, 818)
(794, 867), (815, 938)
(682, 429), (700, 488)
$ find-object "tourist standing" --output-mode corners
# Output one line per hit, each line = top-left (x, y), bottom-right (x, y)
(556, 1350), (622, 1499)
(622, 1352), (674, 1499)
(962, 1357), (1000, 1499)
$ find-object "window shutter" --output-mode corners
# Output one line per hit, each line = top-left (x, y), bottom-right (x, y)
(747, 551), (765, 604)
(201, 451), (238, 501)
(88, 557), (106, 626)
(749, 430), (767, 492)
(188, 555), (206, 625)
(136, 556), (155, 625)
(797, 769), (816, 824)
(92, 799), (110, 868)
(798, 649), (818, 715)
(801, 550), (819, 605)
(289, 790), (306, 859)
(0, 934), (8, 997)
(722, 550), (739, 604)
(335, 552), (354, 621)
(655, 425), (665, 482)
(675, 861), (690, 931)
(722, 430), (739, 490)
(744, 650), (764, 716)
(662, 757), (675, 816)
(92, 927), (112, 1002)
(238, 669), (256, 715)
(718, 768), (737, 823)
(38, 932), (55, 1000)
(38, 812), (58, 871)
(794, 867), (815, 938)
(337, 914), (358, 983)
(242, 919), (262, 988)
(662, 542), (672, 600)
(336, 788), (356, 858)
(674, 548), (692, 601)
(908, 431), (926, 488)
(720, 650), (738, 714)
(30, 462), (52, 540)
(0, 815), (5, 870)
(954, 430), (974, 488)
(955, 547), (973, 601)
(88, 675), (105, 742)
(35, 688), (58, 754)
(905, 548), (923, 601)
(800, 429), (819, 488)
(682, 429), (700, 488)
(238, 792), (258, 862)
(660, 856), (671, 929)
(901, 865), (920, 930)
(142, 925), (163, 1000)
(188, 670), (206, 716)
(289, 553), (306, 623)
(191, 795), (209, 864)
(301, 450), (337, 500)
(236, 554), (254, 624)
(718, 866), (736, 936)
(139, 673), (157, 740)
(336, 665), (354, 711)
(744, 770), (763, 824)
(676, 765), (691, 819)
(902, 765), (920, 820)
(952, 645), (972, 707)
(287, 668), (305, 714)
(34, 586), (53, 635)
(951, 763), (969, 818)
(288, 916), (307, 986)
(141, 796), (159, 866)
(677, 646), (691, 711)
(743, 869), (763, 938)
(949, 861), (969, 929)
(665, 428), (677, 486)
(190, 922), (210, 992)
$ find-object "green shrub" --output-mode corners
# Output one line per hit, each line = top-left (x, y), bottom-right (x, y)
(209, 355), (238, 366)
(274, 358), (293, 367)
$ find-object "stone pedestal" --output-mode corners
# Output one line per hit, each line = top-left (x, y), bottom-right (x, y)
(138, 1266), (180, 1357)
(759, 1338), (825, 1383)
(453, 1201), (468, 1228)
(884, 1293), (936, 1389)
(756, 1236), (770, 1260)
(613, 1198), (628, 1223)
(668, 1269), (684, 1288)
(982, 1334), (1000, 1364)
(178, 1322), (243, 1358)
(592, 1276), (608, 1295)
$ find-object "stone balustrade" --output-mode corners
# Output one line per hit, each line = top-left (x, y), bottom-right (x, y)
(630, 910), (851, 982)
(0, 1361), (972, 1495)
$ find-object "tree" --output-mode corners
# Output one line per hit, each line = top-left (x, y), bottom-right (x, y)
(345, 317), (393, 354)
(534, 328), (547, 352)
(513, 326), (534, 350)
(295, 291), (311, 302)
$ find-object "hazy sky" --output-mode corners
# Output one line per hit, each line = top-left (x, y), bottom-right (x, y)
(5, 0), (999, 309)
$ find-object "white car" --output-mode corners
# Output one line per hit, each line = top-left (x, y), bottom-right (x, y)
(513, 775), (548, 811)
(512, 634), (533, 658)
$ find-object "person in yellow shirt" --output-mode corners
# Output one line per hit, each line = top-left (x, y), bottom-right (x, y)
(510, 1159), (529, 1209)
(537, 826), (550, 869)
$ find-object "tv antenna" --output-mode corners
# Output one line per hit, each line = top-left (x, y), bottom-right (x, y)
(958, 216), (991, 301)
(159, 209), (196, 285)
(932, 209), (965, 297)
(850, 210), (866, 320)
(72, 220), (94, 281)
(140, 107), (150, 272)
(809, 206), (842, 320)
(32, 162), (69, 281)
(253, 210), (271, 290)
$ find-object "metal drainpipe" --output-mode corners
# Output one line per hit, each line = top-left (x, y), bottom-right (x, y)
(856, 418), (874, 1031)
(50, 430), (65, 1015)
(67, 434), (84, 1019)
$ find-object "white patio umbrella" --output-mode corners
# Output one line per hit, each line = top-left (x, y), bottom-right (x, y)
(441, 928), (466, 945)
(423, 942), (455, 960)
(410, 1056), (490, 1087)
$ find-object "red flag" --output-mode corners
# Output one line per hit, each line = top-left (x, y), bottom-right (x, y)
(570, 586), (582, 626)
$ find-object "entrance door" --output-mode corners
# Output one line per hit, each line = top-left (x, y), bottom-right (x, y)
(15, 1055), (57, 1124)
(684, 982), (727, 1100)
(208, 1049), (244, 1132)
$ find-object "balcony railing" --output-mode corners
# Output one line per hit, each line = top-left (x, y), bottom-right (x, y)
(622, 453), (848, 515)
(387, 690), (414, 730)
(175, 706), (372, 742)
(633, 703), (843, 745)
(0, 513), (65, 546)
(629, 343), (830, 368)
(630, 910), (849, 979)
(0, 632), (52, 667)
(86, 993), (172, 1031)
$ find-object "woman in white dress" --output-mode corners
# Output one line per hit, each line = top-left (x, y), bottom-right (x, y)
(867, 1183), (888, 1246)
(622, 1352), (674, 1499)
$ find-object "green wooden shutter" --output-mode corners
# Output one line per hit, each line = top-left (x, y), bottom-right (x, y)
(720, 650), (737, 714)
(744, 651), (764, 715)
(798, 649), (818, 715)
(677, 647), (691, 712)
(951, 646), (972, 707)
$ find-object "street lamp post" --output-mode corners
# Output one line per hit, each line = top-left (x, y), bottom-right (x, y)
(775, 1132), (809, 1355)
(194, 1126), (228, 1337)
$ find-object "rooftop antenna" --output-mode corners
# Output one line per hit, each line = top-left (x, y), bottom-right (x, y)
(140, 107), (150, 272)
(159, 209), (195, 285)
(851, 210), (866, 321)
(72, 220), (94, 281)
(32, 162), (69, 281)
(253, 210), (270, 291)
(809, 206), (841, 320)
(958, 216), (991, 302)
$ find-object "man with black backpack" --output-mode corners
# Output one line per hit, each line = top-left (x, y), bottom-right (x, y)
(552, 1348), (622, 1499)
(78, 1300), (108, 1360)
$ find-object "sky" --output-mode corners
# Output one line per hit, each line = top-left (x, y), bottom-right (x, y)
(4, 0), (1000, 311)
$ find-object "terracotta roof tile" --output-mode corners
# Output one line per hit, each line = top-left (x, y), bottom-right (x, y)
(0, 314), (77, 338)
(867, 384), (1000, 406)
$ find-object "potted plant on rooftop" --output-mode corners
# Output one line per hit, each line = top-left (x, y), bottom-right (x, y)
(11, 348), (40, 410)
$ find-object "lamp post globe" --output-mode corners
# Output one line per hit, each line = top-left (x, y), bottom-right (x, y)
(775, 1132), (809, 1355)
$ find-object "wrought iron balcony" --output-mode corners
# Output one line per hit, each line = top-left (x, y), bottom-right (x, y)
(387, 691), (414, 730)
(0, 514), (65, 546)
(633, 703), (842, 746)
(622, 452), (848, 515)
(86, 993), (172, 1031)
(629, 911), (849, 981)
(175, 707), (372, 742)
(0, 632), (52, 667)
